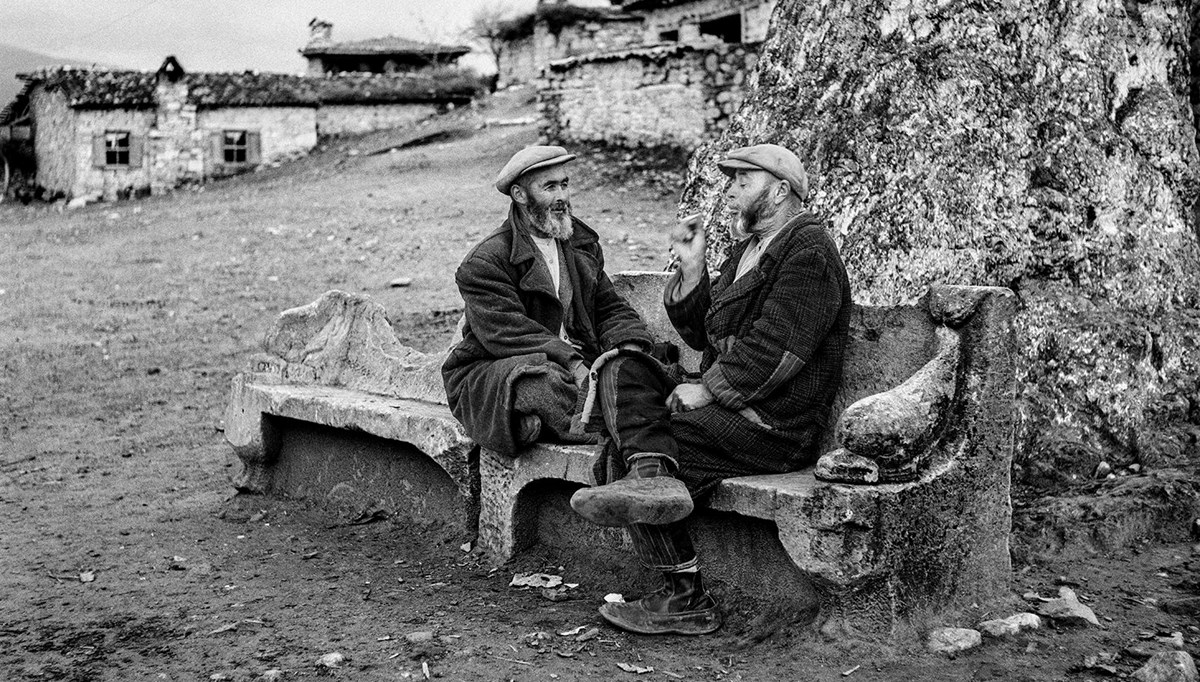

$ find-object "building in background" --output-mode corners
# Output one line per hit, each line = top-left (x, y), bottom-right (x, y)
(496, 4), (643, 87)
(535, 0), (776, 151)
(1, 57), (482, 201)
(615, 0), (776, 45)
(301, 18), (471, 76)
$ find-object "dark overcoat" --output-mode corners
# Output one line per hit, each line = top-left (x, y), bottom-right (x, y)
(442, 210), (654, 454)
(665, 212), (852, 458)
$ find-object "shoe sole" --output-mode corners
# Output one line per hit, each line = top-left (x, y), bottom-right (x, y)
(598, 602), (722, 635)
(569, 478), (693, 527)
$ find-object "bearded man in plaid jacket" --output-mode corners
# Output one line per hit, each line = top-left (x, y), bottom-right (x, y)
(571, 144), (852, 636)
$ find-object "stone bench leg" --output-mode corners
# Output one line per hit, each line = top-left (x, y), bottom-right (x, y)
(224, 374), (281, 492)
(477, 445), (601, 564)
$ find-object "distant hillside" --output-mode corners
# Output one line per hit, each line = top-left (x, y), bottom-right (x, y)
(0, 43), (108, 108)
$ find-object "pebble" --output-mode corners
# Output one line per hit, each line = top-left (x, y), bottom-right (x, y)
(317, 652), (345, 668)
(1037, 586), (1099, 626)
(977, 612), (1041, 637)
(926, 627), (982, 654)
(406, 630), (435, 644)
(1132, 651), (1199, 682)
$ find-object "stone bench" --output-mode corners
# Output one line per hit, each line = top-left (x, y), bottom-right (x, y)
(224, 273), (1017, 635)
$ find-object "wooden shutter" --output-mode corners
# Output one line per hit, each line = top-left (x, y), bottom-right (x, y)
(128, 135), (144, 168)
(246, 131), (262, 165)
(207, 131), (224, 173)
(92, 133), (106, 168)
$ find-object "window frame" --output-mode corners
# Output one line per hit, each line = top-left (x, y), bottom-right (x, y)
(104, 130), (132, 167)
(222, 130), (249, 165)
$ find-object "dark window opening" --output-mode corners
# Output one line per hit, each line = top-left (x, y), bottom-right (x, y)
(659, 29), (679, 42)
(223, 130), (248, 163)
(105, 131), (130, 166)
(699, 13), (742, 43)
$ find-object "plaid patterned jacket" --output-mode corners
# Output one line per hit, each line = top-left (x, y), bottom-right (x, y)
(665, 213), (851, 446)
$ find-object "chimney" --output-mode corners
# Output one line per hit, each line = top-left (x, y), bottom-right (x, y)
(308, 18), (333, 45)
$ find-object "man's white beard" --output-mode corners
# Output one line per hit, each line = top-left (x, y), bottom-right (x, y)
(529, 200), (574, 240)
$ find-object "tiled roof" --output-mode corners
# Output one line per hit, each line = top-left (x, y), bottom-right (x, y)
(7, 66), (484, 112)
(301, 36), (470, 58)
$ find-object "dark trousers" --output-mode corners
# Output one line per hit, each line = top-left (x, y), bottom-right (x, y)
(595, 353), (820, 572)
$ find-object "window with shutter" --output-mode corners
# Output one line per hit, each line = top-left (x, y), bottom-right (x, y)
(94, 131), (134, 168)
(218, 130), (261, 166)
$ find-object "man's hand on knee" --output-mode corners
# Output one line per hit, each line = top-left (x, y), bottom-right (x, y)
(667, 383), (714, 413)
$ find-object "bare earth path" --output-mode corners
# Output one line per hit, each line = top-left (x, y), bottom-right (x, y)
(2, 98), (1199, 681)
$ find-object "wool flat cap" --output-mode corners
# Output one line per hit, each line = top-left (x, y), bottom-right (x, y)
(717, 143), (809, 200)
(495, 145), (576, 195)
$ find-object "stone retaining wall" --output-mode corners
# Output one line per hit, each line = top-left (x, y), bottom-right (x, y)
(539, 42), (757, 151)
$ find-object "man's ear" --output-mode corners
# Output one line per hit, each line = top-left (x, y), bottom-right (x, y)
(775, 179), (791, 204)
(511, 183), (528, 206)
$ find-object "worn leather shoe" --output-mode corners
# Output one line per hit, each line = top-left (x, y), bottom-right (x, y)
(599, 571), (722, 635)
(570, 476), (693, 526)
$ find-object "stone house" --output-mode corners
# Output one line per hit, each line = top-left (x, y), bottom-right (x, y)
(615, 0), (776, 45)
(496, 5), (644, 86)
(537, 0), (776, 151)
(302, 18), (471, 76)
(1, 57), (480, 201)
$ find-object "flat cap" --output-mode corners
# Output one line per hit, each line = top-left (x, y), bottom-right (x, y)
(495, 145), (576, 195)
(717, 143), (808, 200)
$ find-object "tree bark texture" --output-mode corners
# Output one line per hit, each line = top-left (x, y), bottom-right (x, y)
(679, 1), (1200, 479)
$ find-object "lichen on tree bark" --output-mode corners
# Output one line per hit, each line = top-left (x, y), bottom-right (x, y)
(679, 0), (1200, 481)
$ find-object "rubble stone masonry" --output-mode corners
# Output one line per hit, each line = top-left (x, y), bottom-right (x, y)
(539, 42), (757, 151)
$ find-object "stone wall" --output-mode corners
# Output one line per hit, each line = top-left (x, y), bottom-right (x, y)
(29, 88), (80, 197)
(317, 103), (438, 137)
(540, 43), (757, 151)
(198, 107), (317, 165)
(499, 18), (645, 87)
(72, 109), (156, 200)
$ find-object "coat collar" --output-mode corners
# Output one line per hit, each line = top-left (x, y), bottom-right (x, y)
(502, 203), (599, 301)
(711, 212), (822, 307)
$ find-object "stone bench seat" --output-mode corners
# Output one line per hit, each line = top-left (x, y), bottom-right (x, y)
(224, 273), (1017, 635)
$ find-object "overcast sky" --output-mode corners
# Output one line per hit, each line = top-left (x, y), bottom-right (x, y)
(1, 0), (610, 74)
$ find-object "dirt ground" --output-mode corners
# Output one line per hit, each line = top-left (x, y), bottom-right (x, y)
(3, 90), (1200, 681)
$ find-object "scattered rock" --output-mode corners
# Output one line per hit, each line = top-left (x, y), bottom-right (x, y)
(1095, 461), (1112, 477)
(389, 277), (413, 288)
(926, 627), (982, 654)
(1132, 651), (1199, 682)
(1126, 645), (1157, 660)
(1158, 632), (1186, 650)
(1037, 586), (1099, 626)
(1161, 597), (1200, 616)
(977, 612), (1041, 637)
(258, 671), (284, 682)
(316, 652), (345, 669)
(405, 630), (435, 644)
(510, 572), (562, 589)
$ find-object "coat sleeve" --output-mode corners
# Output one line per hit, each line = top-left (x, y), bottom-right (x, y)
(664, 267), (712, 352)
(456, 254), (581, 367)
(701, 247), (843, 410)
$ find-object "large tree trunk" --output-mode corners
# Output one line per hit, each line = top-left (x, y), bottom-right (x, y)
(680, 1), (1200, 484)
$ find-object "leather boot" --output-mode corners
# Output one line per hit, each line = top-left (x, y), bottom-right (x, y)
(599, 570), (722, 635)
(570, 454), (693, 527)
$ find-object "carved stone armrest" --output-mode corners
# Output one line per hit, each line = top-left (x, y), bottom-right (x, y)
(816, 326), (960, 484)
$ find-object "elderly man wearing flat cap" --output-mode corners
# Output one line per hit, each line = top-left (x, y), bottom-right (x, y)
(568, 143), (852, 636)
(442, 146), (690, 519)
